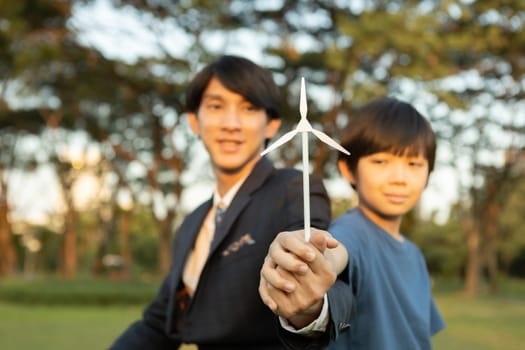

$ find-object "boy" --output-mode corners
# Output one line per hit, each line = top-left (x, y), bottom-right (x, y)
(260, 97), (445, 349)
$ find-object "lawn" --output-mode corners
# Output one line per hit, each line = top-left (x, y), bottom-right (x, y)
(0, 302), (141, 350)
(0, 279), (524, 350)
(432, 294), (525, 350)
(0, 302), (197, 350)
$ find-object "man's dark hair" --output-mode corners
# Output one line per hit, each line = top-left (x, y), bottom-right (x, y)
(185, 55), (280, 119)
(339, 97), (436, 174)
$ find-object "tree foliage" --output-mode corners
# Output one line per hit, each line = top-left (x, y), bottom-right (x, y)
(0, 0), (524, 292)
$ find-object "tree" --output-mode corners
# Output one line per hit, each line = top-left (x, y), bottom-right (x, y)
(2, 0), (524, 288)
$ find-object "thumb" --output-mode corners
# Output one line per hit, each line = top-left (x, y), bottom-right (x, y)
(325, 236), (339, 249)
(309, 234), (328, 254)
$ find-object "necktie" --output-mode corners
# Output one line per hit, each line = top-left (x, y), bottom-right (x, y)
(183, 202), (226, 296)
(214, 202), (226, 228)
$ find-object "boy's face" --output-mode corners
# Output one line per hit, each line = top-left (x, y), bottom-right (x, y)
(188, 77), (280, 178)
(339, 151), (429, 228)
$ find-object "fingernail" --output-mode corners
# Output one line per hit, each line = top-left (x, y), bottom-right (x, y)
(298, 264), (308, 274)
(306, 250), (315, 261)
(285, 282), (295, 292)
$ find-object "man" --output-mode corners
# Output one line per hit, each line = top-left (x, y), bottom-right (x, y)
(109, 55), (348, 350)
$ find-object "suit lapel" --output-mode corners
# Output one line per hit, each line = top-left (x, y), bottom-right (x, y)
(170, 199), (212, 291)
(166, 198), (212, 335)
(209, 157), (275, 256)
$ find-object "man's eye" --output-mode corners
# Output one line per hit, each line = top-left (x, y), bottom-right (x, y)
(371, 159), (386, 164)
(243, 104), (260, 112)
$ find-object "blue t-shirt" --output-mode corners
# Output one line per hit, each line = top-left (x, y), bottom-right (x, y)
(327, 208), (445, 350)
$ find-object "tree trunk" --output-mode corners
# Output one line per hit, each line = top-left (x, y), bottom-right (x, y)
(60, 195), (77, 279)
(157, 208), (176, 275)
(119, 208), (132, 277)
(91, 205), (113, 276)
(0, 195), (17, 276)
(483, 201), (500, 295)
(0, 169), (17, 276)
(463, 217), (481, 297)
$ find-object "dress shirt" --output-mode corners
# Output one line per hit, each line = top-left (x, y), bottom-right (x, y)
(279, 294), (329, 334)
(182, 174), (249, 295)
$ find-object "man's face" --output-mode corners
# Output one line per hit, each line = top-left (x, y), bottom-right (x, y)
(188, 77), (280, 177)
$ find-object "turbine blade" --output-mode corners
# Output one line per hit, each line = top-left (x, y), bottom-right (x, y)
(311, 129), (350, 155)
(300, 77), (307, 119)
(260, 129), (299, 156)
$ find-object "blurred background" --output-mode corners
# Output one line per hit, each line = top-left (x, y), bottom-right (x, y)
(0, 0), (524, 349)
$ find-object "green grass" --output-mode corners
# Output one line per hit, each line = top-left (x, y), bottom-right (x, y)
(0, 278), (524, 349)
(430, 277), (525, 349)
(434, 295), (525, 350)
(0, 302), (197, 350)
(0, 302), (142, 350)
(0, 278), (159, 305)
(432, 293), (525, 350)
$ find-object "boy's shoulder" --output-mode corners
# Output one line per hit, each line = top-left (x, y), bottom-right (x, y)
(331, 207), (366, 227)
(330, 208), (370, 241)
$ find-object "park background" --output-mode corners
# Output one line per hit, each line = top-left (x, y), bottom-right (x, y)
(0, 0), (524, 349)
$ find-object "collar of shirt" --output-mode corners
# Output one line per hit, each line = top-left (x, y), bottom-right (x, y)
(213, 173), (250, 209)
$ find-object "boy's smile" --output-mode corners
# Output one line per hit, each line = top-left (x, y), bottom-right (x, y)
(339, 151), (429, 238)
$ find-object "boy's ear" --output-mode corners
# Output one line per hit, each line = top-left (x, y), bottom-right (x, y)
(187, 112), (200, 136)
(338, 159), (356, 186)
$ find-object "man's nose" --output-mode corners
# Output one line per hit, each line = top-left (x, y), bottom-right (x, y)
(220, 106), (242, 128)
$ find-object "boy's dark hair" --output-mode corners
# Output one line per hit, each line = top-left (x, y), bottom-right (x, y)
(185, 55), (280, 120)
(339, 97), (436, 174)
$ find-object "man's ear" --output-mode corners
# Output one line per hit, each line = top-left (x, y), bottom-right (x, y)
(337, 159), (356, 186)
(264, 118), (281, 139)
(187, 112), (200, 136)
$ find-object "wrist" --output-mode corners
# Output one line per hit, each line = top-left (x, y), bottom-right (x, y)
(288, 299), (324, 329)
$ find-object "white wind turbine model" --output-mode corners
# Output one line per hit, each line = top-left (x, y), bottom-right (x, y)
(261, 77), (350, 241)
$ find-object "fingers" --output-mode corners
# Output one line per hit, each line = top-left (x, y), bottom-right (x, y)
(259, 258), (302, 317)
(278, 231), (317, 261)
(309, 228), (339, 251)
(325, 236), (340, 249)
(268, 229), (340, 277)
(259, 275), (277, 312)
(261, 255), (296, 293)
(269, 231), (315, 274)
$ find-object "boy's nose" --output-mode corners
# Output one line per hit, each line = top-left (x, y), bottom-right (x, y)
(390, 163), (408, 182)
